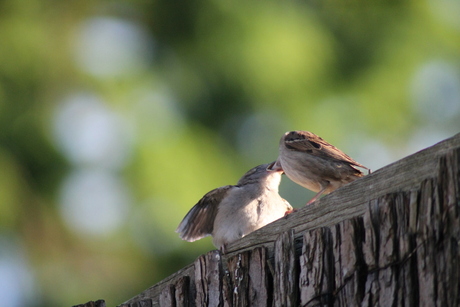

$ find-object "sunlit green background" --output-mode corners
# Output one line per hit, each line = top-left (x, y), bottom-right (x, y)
(1, 0), (459, 306)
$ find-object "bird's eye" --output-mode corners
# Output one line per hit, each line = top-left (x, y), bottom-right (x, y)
(309, 141), (321, 149)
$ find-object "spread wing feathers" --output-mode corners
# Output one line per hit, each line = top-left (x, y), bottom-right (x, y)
(176, 185), (233, 242)
(285, 131), (369, 170)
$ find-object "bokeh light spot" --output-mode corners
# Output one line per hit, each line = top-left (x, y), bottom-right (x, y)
(73, 17), (153, 77)
(54, 92), (132, 169)
(411, 60), (460, 123)
(0, 237), (36, 307)
(59, 169), (130, 237)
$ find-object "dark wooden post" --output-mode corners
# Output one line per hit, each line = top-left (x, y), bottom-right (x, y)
(76, 133), (460, 307)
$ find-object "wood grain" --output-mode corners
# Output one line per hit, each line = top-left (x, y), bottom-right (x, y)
(118, 133), (460, 307)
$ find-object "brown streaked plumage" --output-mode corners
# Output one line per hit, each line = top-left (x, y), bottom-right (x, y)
(269, 130), (369, 205)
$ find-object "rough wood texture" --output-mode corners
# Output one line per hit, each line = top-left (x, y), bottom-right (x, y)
(73, 300), (106, 307)
(174, 276), (190, 307)
(113, 133), (460, 307)
(248, 247), (270, 306)
(299, 227), (334, 306)
(123, 300), (153, 307)
(274, 230), (298, 306)
(159, 285), (175, 307)
(227, 251), (250, 306)
(194, 250), (223, 307)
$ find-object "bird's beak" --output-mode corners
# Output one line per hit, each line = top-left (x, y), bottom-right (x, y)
(267, 160), (283, 173)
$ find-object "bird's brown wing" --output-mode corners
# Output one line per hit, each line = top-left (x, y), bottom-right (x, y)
(176, 185), (233, 242)
(285, 131), (369, 169)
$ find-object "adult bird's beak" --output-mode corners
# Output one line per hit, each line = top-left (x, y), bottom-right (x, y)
(267, 160), (283, 173)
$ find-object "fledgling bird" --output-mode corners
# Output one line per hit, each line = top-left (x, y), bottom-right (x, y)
(269, 130), (369, 205)
(176, 163), (292, 251)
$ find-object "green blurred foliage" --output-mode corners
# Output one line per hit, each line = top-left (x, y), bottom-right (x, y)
(0, 0), (459, 306)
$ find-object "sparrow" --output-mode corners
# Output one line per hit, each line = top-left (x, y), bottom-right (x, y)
(268, 130), (369, 205)
(176, 163), (292, 251)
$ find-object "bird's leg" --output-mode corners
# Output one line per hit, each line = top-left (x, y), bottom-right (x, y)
(219, 243), (227, 255)
(306, 185), (328, 205)
(284, 208), (297, 216)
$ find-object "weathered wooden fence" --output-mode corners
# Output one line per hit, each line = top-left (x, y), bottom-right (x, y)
(75, 133), (460, 307)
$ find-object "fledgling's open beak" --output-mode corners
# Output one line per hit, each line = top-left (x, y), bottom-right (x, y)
(267, 160), (283, 173)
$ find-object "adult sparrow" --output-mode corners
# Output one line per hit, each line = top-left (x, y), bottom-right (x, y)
(269, 130), (369, 205)
(176, 163), (292, 251)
